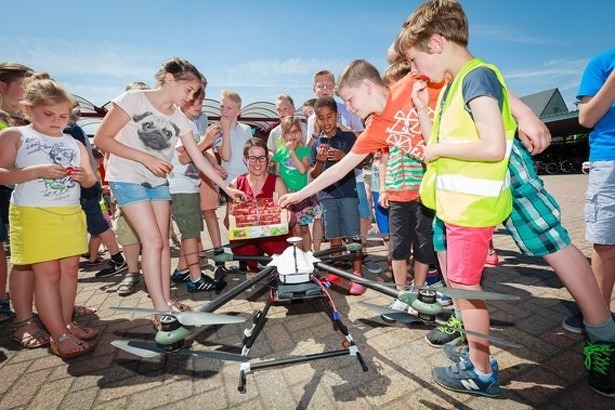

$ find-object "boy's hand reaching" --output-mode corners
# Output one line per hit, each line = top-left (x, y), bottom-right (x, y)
(315, 145), (328, 162)
(279, 192), (304, 209)
(517, 118), (551, 155)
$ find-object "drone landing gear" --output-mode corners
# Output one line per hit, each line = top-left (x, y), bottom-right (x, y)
(237, 279), (368, 393)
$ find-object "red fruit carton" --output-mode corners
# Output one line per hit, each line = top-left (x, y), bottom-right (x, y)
(228, 193), (288, 240)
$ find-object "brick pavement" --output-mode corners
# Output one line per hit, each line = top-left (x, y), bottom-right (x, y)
(0, 174), (613, 409)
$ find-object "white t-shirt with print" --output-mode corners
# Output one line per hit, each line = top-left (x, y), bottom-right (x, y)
(105, 90), (193, 187)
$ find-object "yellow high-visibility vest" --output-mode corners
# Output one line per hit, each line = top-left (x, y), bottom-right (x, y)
(419, 58), (516, 227)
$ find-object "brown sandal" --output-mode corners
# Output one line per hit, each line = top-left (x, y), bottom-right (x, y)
(11, 315), (51, 349)
(50, 333), (94, 359)
(66, 321), (98, 341)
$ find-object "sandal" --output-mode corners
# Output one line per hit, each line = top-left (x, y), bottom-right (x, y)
(168, 300), (192, 312)
(50, 333), (94, 359)
(84, 257), (106, 267)
(66, 321), (98, 341)
(11, 315), (51, 348)
(117, 272), (140, 296)
(0, 299), (13, 323)
(73, 305), (97, 318)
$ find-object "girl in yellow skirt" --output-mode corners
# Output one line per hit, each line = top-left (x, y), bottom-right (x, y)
(0, 75), (98, 358)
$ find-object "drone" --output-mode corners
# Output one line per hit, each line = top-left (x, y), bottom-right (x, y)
(110, 235), (521, 394)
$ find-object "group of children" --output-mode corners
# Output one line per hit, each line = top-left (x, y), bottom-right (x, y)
(0, 0), (613, 399)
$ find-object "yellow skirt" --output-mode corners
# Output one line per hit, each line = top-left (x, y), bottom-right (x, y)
(9, 204), (87, 265)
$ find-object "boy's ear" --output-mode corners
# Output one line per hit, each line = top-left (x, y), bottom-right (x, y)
(0, 80), (6, 93)
(427, 34), (445, 54)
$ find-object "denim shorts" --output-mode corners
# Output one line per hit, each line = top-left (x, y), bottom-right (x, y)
(109, 181), (171, 207)
(320, 197), (360, 239)
(356, 181), (371, 219)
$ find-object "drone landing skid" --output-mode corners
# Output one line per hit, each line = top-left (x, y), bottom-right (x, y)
(237, 279), (368, 393)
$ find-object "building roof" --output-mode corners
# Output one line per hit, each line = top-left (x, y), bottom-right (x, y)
(519, 88), (568, 118)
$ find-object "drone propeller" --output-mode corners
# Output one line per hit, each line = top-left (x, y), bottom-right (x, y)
(111, 340), (248, 361)
(372, 282), (521, 301)
(358, 302), (521, 348)
(110, 307), (245, 327)
(358, 302), (422, 323)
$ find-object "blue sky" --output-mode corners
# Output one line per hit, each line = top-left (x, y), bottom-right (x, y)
(3, 0), (614, 112)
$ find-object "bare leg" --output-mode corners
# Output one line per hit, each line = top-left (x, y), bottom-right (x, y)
(202, 209), (222, 248)
(591, 244), (615, 307)
(391, 259), (408, 291)
(31, 260), (66, 338)
(123, 242), (141, 273)
(88, 236), (102, 261)
(58, 256), (79, 324)
(454, 281), (491, 374)
(98, 228), (120, 256)
(412, 260), (429, 287)
(121, 201), (170, 311)
(543, 244), (611, 325)
(299, 225), (312, 251)
(9, 265), (35, 322)
(312, 218), (323, 252)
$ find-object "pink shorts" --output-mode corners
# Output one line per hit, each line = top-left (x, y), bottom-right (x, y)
(444, 222), (494, 286)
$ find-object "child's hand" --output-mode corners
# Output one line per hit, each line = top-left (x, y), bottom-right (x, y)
(315, 145), (327, 162)
(66, 166), (89, 184)
(202, 124), (221, 147)
(378, 191), (389, 209)
(279, 192), (302, 209)
(220, 116), (232, 133)
(411, 79), (430, 112)
(285, 140), (297, 151)
(326, 147), (344, 162)
(35, 164), (69, 179)
(422, 144), (440, 163)
(142, 155), (173, 177)
(223, 186), (246, 202)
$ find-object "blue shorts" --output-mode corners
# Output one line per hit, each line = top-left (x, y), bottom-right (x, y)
(81, 194), (111, 236)
(371, 192), (390, 234)
(356, 182), (371, 219)
(109, 182), (171, 207)
(320, 197), (360, 239)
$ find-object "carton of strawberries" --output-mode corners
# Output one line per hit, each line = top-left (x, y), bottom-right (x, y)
(228, 195), (288, 240)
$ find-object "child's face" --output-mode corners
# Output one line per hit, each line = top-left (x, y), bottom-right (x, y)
(313, 75), (335, 98)
(283, 124), (303, 145)
(405, 46), (446, 83)
(315, 105), (337, 137)
(302, 105), (314, 117)
(276, 100), (295, 119)
(25, 101), (71, 136)
(170, 77), (201, 107)
(220, 98), (240, 121)
(182, 96), (204, 119)
(0, 77), (27, 115)
(339, 82), (372, 120)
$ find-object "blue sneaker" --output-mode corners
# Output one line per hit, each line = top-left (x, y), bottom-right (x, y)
(187, 274), (216, 293)
(426, 265), (443, 287)
(442, 343), (499, 372)
(171, 269), (190, 283)
(432, 357), (501, 398)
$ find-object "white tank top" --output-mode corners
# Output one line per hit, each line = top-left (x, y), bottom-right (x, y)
(11, 126), (82, 207)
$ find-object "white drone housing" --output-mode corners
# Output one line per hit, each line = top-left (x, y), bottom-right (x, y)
(268, 237), (320, 284)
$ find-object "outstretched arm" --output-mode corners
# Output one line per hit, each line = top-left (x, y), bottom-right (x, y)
(279, 151), (367, 208)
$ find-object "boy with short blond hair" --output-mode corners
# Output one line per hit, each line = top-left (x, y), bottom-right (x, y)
(398, 0), (615, 398)
(217, 90), (252, 184)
